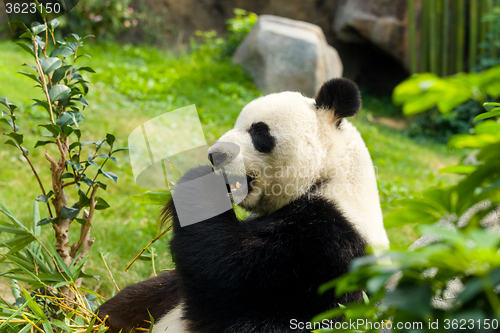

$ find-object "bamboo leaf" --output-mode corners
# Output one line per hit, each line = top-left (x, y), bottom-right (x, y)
(0, 225), (29, 235)
(0, 199), (25, 229)
(0, 296), (32, 331)
(45, 241), (73, 280)
(18, 324), (34, 333)
(85, 315), (98, 333)
(1, 234), (36, 253)
(51, 319), (71, 332)
(20, 286), (47, 320)
(25, 248), (52, 274)
(127, 191), (171, 205)
(42, 321), (55, 333)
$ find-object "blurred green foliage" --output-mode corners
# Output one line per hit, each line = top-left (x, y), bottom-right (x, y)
(393, 68), (500, 116)
(0, 18), (133, 332)
(225, 8), (258, 55)
(191, 8), (257, 59)
(65, 0), (139, 40)
(393, 65), (500, 142)
(314, 108), (500, 332)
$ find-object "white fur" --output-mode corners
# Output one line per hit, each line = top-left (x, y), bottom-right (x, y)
(316, 116), (389, 251)
(152, 304), (189, 333)
(217, 91), (389, 250)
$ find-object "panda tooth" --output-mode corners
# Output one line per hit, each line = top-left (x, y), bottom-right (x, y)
(236, 181), (241, 189)
(230, 184), (236, 191)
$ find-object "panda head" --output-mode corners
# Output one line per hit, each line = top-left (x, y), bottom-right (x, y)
(207, 78), (377, 215)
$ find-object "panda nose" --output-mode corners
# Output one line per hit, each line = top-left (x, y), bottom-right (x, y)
(208, 151), (228, 168)
(207, 142), (240, 169)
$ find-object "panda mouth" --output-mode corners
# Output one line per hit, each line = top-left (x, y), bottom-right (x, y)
(224, 173), (255, 196)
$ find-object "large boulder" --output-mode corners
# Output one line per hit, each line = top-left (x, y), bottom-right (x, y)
(233, 15), (342, 97)
(334, 0), (408, 67)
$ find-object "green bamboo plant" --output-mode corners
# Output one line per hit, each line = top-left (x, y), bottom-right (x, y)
(409, 0), (500, 75)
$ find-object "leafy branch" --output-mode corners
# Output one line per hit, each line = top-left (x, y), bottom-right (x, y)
(0, 6), (132, 331)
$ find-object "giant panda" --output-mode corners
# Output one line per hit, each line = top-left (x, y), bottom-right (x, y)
(98, 78), (389, 333)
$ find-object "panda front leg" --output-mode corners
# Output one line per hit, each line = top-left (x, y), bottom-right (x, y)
(98, 270), (181, 333)
(160, 165), (322, 333)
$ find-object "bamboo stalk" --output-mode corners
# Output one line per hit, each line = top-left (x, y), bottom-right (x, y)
(437, 0), (444, 74)
(469, 0), (479, 70)
(408, 0), (418, 73)
(492, 0), (499, 59)
(479, 0), (488, 55)
(442, 0), (450, 75)
(421, 0), (430, 72)
(485, 0), (494, 58)
(429, 0), (439, 73)
(449, 0), (458, 74)
(456, 0), (466, 72)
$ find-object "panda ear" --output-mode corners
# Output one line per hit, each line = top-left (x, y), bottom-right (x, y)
(315, 78), (361, 118)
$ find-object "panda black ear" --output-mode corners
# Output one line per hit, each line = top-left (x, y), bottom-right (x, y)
(315, 78), (361, 118)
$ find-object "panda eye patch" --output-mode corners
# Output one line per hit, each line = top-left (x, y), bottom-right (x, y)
(249, 122), (275, 153)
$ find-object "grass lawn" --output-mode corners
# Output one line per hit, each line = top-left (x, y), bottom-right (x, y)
(0, 40), (462, 297)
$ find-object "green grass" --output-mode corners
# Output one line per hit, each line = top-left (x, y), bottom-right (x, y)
(0, 40), (462, 297)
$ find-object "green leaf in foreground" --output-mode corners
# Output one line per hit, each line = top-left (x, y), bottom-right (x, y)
(41, 57), (62, 74)
(0, 97), (17, 111)
(473, 109), (500, 122)
(127, 190), (172, 205)
(15, 41), (36, 58)
(38, 123), (61, 137)
(5, 132), (23, 145)
(48, 84), (71, 101)
(50, 46), (74, 58)
(94, 197), (110, 210)
(56, 111), (85, 127)
(100, 170), (118, 183)
(60, 206), (80, 219)
(38, 217), (57, 226)
(21, 286), (47, 320)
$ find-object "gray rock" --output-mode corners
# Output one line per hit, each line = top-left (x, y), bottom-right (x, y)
(233, 15), (342, 97)
(334, 0), (407, 67)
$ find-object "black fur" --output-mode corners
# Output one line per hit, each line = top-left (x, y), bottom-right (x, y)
(249, 121), (276, 153)
(315, 78), (361, 118)
(98, 270), (180, 333)
(164, 165), (366, 333)
(99, 165), (367, 332)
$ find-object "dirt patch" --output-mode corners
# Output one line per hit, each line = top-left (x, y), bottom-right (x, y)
(369, 116), (408, 130)
(0, 278), (15, 303)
